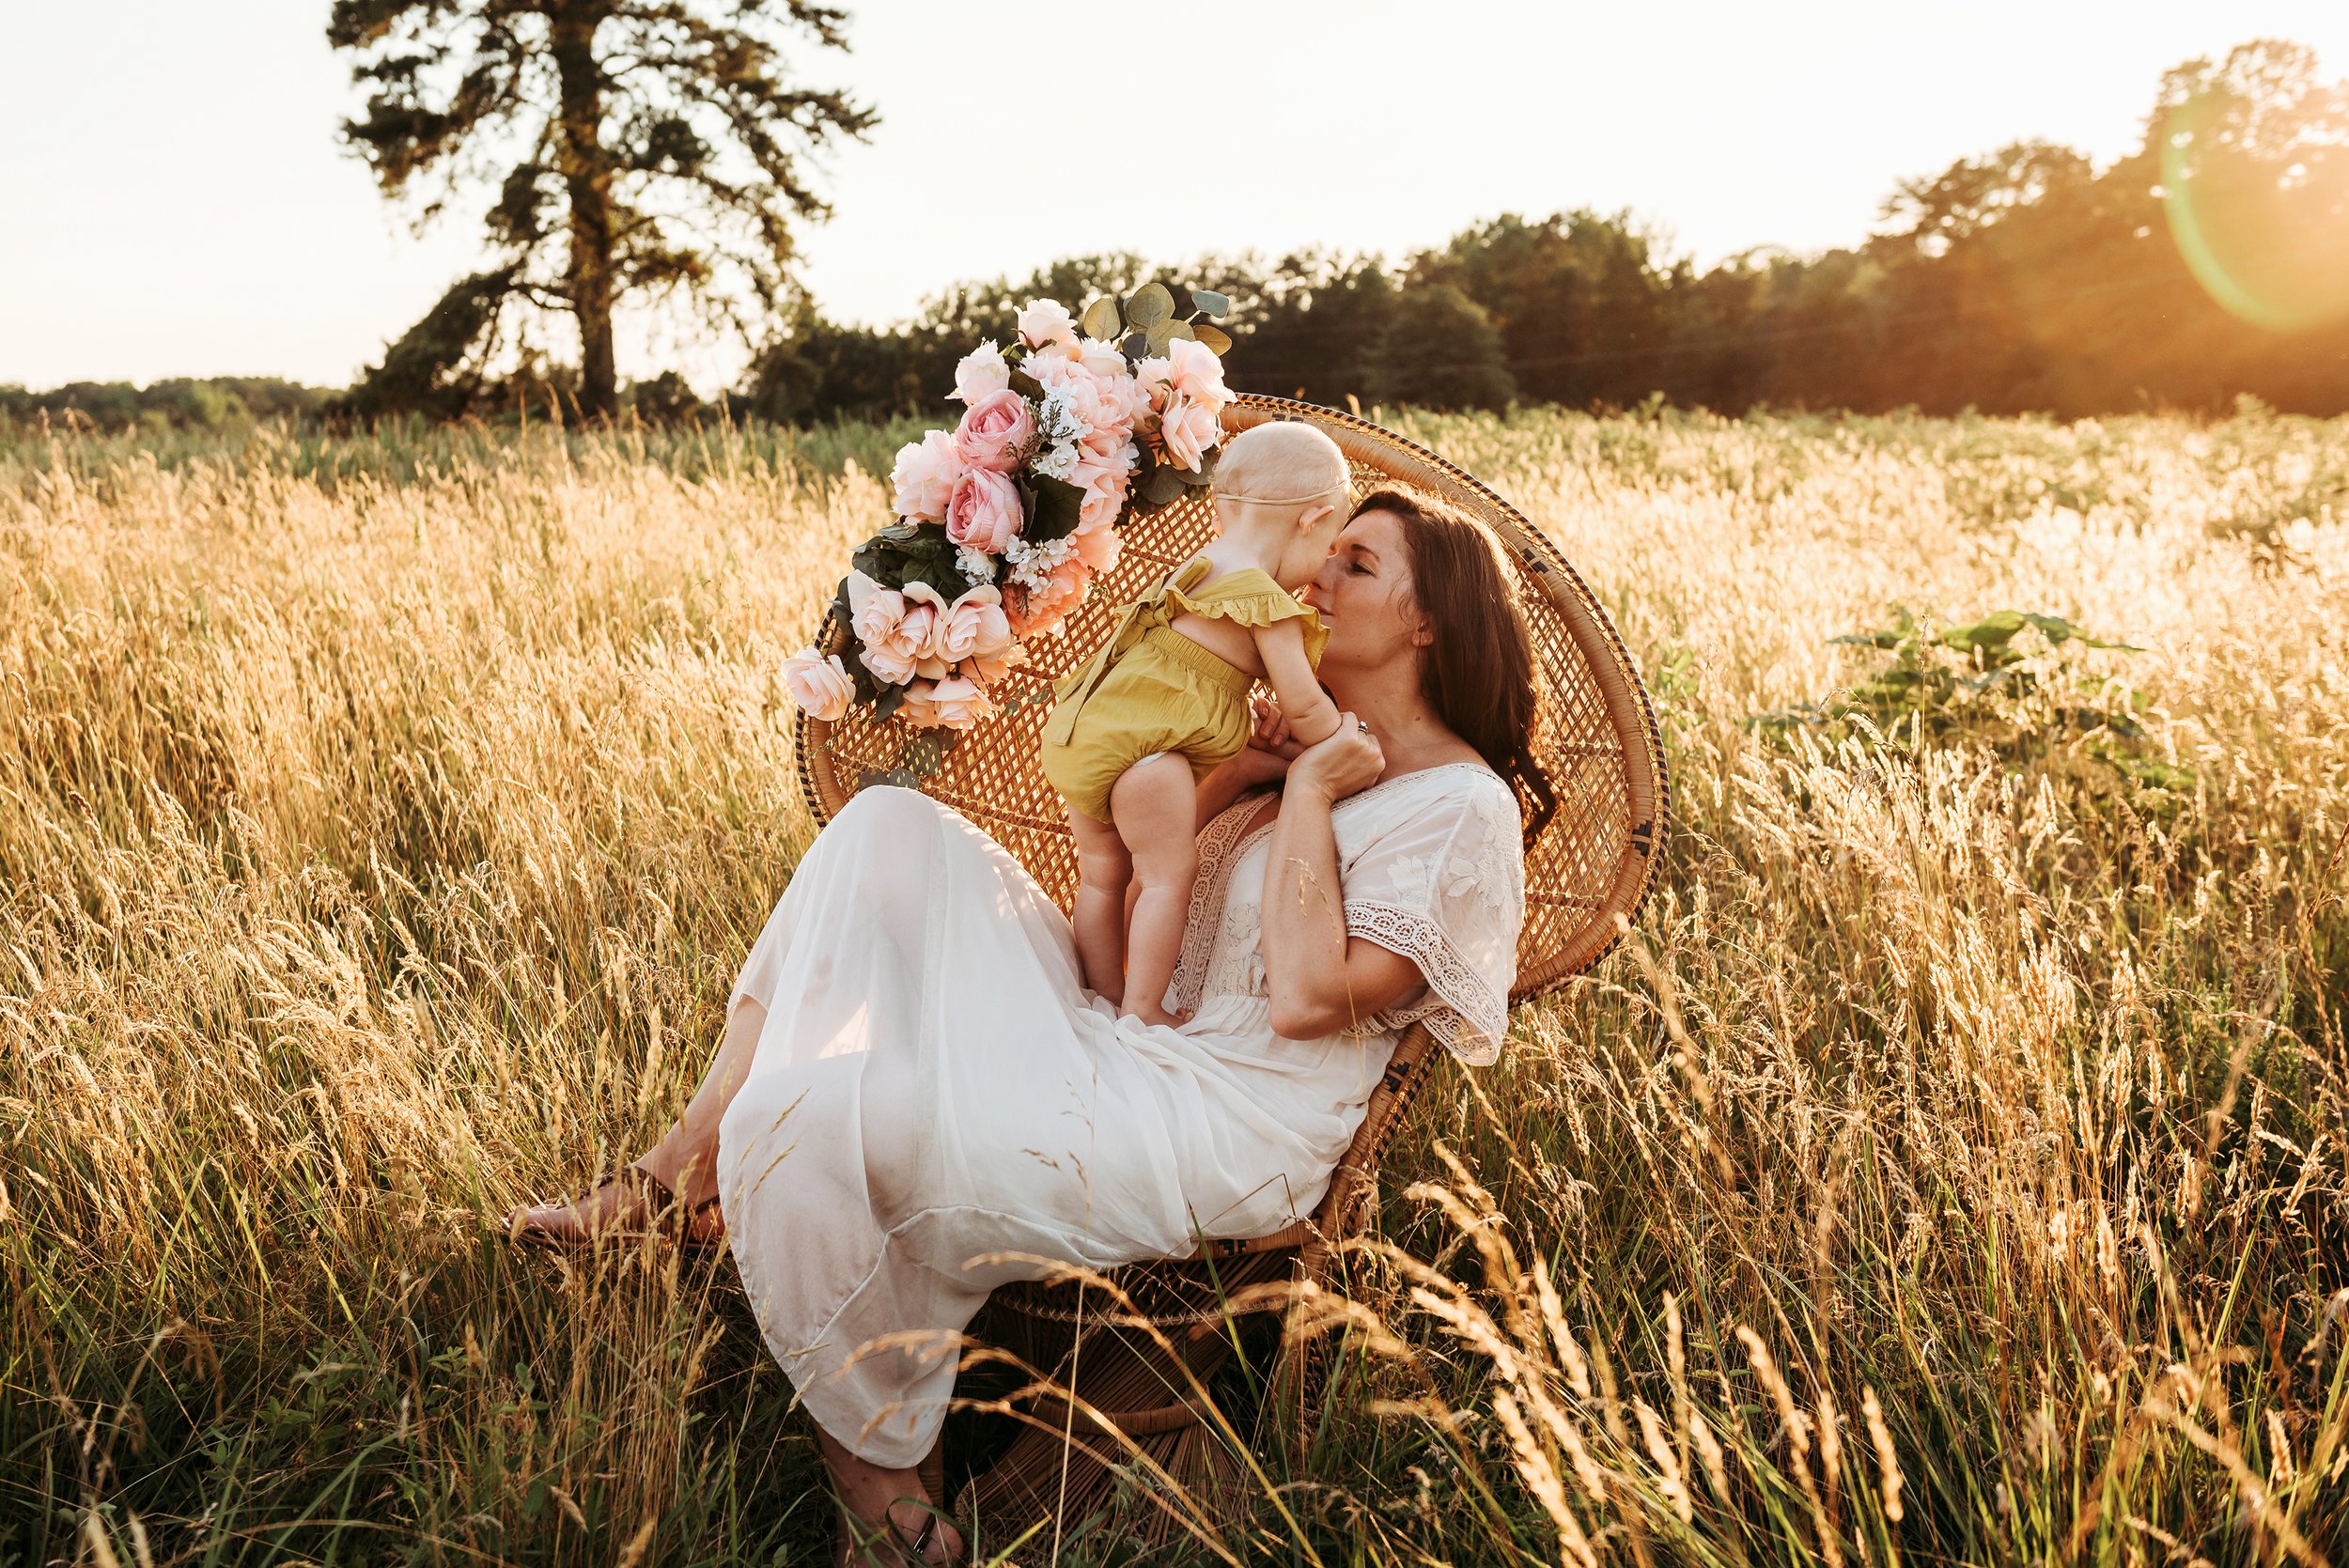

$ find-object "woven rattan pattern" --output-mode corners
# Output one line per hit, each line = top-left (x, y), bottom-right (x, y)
(791, 395), (1668, 1001)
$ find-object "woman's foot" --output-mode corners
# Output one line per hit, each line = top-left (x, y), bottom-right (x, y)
(836, 1500), (962, 1565)
(505, 1164), (725, 1248)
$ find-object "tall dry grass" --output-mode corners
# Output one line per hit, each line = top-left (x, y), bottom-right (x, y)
(1, 407), (2343, 1564)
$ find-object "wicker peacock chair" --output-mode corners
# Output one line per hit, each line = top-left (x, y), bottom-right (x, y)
(792, 395), (1667, 1545)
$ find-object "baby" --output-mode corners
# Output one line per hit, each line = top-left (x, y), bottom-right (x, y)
(1040, 422), (1351, 1024)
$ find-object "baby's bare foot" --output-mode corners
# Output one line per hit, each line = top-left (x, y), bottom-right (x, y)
(1120, 998), (1190, 1029)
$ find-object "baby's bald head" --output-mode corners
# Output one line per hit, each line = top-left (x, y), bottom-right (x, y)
(1213, 422), (1349, 513)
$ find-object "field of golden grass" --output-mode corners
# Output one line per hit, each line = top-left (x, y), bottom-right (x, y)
(2, 408), (2344, 1565)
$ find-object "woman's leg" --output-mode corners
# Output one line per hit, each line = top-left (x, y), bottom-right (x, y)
(817, 1426), (963, 1565)
(506, 997), (766, 1239)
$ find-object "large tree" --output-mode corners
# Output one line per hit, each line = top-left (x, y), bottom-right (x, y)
(330, 0), (874, 419)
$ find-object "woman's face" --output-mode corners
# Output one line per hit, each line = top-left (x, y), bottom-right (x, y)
(1301, 509), (1428, 682)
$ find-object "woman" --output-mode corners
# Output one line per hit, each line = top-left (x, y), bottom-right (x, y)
(513, 488), (1552, 1563)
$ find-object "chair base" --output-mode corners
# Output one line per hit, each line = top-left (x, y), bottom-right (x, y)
(952, 1248), (1312, 1552)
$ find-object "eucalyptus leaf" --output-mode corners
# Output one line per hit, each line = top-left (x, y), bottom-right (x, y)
(1120, 331), (1149, 361)
(872, 685), (908, 723)
(1144, 319), (1175, 354)
(1127, 282), (1174, 328)
(1081, 296), (1123, 340)
(904, 729), (961, 778)
(1189, 289), (1230, 318)
(1164, 319), (1195, 342)
(1007, 367), (1044, 400)
(1192, 322), (1233, 355)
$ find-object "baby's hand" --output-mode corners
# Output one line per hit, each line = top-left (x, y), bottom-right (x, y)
(1250, 693), (1305, 760)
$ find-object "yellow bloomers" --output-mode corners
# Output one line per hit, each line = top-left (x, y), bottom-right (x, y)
(1041, 559), (1329, 825)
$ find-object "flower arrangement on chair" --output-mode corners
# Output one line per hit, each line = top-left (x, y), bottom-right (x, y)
(784, 286), (1236, 732)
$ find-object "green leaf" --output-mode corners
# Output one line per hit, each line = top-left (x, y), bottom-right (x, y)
(1081, 296), (1123, 340)
(1126, 282), (1174, 328)
(1032, 474), (1085, 542)
(1142, 462), (1186, 506)
(857, 766), (919, 792)
(1189, 288), (1230, 318)
(1181, 448), (1219, 486)
(1191, 322), (1233, 355)
(1120, 330), (1149, 362)
(1164, 319), (1196, 342)
(871, 685), (908, 723)
(1007, 367), (1044, 400)
(1144, 319), (1176, 355)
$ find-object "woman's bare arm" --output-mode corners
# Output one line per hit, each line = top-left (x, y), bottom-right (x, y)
(1258, 719), (1425, 1039)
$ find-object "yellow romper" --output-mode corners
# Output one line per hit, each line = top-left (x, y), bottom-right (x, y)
(1040, 559), (1329, 826)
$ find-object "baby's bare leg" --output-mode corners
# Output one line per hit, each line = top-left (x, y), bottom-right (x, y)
(1111, 755), (1199, 1026)
(1068, 806), (1131, 1004)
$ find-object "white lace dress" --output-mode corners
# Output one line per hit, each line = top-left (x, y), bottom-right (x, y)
(713, 763), (1524, 1467)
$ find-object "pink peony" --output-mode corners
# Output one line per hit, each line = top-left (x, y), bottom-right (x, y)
(1158, 392), (1221, 472)
(951, 341), (1009, 404)
(781, 646), (854, 721)
(1164, 336), (1232, 408)
(953, 388), (1035, 474)
(890, 429), (964, 521)
(1016, 298), (1077, 349)
(900, 675), (999, 731)
(1133, 355), (1172, 410)
(944, 467), (1025, 553)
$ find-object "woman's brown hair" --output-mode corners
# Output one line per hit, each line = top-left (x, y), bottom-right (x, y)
(1353, 487), (1557, 846)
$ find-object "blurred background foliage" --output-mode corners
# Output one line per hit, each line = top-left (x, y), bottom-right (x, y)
(8, 41), (2346, 433)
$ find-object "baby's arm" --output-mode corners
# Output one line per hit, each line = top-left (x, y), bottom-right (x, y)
(1253, 620), (1342, 747)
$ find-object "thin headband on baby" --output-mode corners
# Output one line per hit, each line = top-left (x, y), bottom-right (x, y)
(1215, 485), (1349, 505)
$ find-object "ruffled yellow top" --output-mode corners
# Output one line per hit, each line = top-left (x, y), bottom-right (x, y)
(1039, 559), (1327, 826)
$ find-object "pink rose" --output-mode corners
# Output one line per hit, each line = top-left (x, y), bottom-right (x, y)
(1133, 355), (1172, 410)
(896, 581), (952, 677)
(1007, 553), (1092, 639)
(951, 341), (1009, 404)
(1016, 298), (1077, 349)
(1070, 521), (1122, 573)
(1077, 337), (1129, 382)
(936, 583), (1015, 670)
(1164, 337), (1231, 409)
(953, 388), (1035, 474)
(781, 646), (854, 722)
(1158, 392), (1221, 472)
(847, 570), (944, 685)
(944, 467), (1025, 553)
(890, 429), (964, 521)
(1070, 451), (1131, 531)
(900, 675), (999, 731)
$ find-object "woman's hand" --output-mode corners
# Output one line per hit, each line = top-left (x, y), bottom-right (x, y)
(1286, 711), (1385, 805)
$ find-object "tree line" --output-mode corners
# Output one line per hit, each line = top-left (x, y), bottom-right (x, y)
(8, 34), (2342, 432)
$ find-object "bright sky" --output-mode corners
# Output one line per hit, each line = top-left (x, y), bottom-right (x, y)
(4, 1), (2344, 394)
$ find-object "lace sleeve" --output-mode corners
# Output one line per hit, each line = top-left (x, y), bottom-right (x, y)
(1341, 771), (1525, 1064)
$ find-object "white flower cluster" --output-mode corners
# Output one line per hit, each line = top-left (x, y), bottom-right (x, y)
(1028, 386), (1092, 482)
(1003, 534), (1078, 591)
(955, 545), (998, 583)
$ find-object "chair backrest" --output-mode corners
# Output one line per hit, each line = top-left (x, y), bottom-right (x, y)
(795, 395), (1668, 999)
